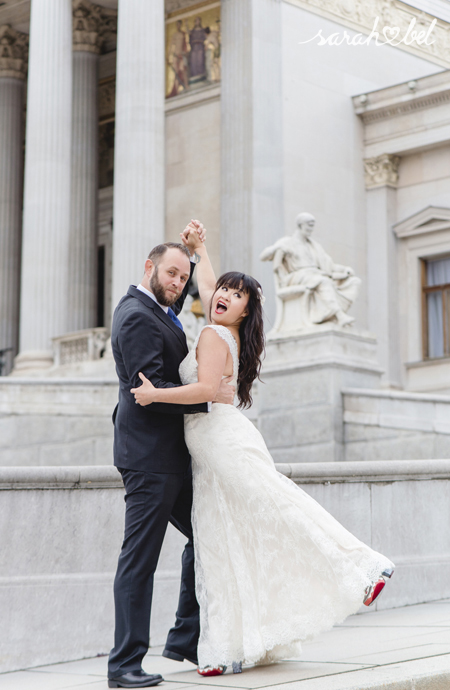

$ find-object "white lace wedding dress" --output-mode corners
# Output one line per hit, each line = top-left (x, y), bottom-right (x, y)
(179, 325), (394, 669)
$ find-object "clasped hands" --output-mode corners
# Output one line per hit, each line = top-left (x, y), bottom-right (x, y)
(180, 219), (205, 252)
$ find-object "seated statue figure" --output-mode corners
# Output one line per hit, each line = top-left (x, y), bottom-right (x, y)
(260, 212), (361, 332)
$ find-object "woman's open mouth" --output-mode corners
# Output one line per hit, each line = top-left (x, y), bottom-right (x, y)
(215, 299), (228, 315)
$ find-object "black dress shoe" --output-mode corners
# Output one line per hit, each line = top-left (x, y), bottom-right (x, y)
(162, 647), (198, 666)
(108, 670), (164, 688)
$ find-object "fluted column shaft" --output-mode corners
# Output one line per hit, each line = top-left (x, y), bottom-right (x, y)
(111, 0), (164, 311)
(221, 0), (283, 321)
(68, 1), (102, 333)
(0, 63), (25, 375)
(16, 0), (72, 372)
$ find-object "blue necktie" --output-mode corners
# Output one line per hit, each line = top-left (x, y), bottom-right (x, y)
(167, 308), (184, 331)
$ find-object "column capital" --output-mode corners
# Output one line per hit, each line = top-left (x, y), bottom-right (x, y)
(72, 0), (117, 54)
(0, 25), (28, 80)
(364, 153), (401, 189)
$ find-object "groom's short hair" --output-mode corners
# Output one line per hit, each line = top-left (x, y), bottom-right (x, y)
(148, 242), (191, 267)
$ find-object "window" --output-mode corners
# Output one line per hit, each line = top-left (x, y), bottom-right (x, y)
(422, 256), (450, 359)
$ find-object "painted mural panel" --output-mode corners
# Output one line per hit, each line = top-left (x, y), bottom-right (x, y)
(166, 1), (221, 99)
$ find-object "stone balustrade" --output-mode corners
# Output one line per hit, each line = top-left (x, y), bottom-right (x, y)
(2, 460), (450, 672)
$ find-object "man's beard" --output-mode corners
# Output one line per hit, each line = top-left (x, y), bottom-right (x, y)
(150, 267), (181, 307)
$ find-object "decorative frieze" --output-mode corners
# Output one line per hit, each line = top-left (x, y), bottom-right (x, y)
(285, 0), (450, 68)
(72, 0), (117, 54)
(0, 24), (28, 80)
(364, 153), (401, 189)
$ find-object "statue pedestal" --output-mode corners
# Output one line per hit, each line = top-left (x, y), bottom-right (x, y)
(258, 325), (383, 463)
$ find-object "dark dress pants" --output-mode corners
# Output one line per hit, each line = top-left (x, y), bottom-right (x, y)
(108, 466), (200, 677)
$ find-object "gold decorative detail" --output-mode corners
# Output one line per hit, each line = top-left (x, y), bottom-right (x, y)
(72, 0), (117, 54)
(191, 298), (205, 317)
(0, 24), (28, 80)
(364, 153), (401, 188)
(287, 0), (450, 68)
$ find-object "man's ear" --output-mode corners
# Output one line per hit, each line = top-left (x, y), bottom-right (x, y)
(144, 259), (154, 277)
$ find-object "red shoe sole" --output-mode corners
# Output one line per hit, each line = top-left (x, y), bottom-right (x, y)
(364, 579), (385, 606)
(197, 668), (225, 677)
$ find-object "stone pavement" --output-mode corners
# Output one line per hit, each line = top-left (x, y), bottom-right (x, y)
(2, 600), (450, 690)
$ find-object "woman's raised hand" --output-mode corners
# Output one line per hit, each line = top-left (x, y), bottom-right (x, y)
(180, 219), (205, 252)
(131, 372), (157, 406)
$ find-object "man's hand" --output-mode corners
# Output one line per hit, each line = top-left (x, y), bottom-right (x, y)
(213, 376), (235, 405)
(180, 219), (206, 255)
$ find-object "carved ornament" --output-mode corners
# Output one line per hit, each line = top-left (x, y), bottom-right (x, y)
(73, 0), (117, 54)
(0, 24), (28, 80)
(364, 153), (401, 188)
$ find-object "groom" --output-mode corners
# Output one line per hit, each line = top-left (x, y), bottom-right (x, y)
(108, 236), (234, 688)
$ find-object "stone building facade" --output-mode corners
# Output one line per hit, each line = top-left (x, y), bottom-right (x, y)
(0, 0), (450, 462)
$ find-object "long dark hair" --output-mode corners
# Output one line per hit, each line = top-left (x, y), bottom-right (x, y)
(211, 272), (265, 409)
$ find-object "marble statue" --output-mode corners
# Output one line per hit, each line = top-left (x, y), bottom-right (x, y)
(260, 212), (361, 334)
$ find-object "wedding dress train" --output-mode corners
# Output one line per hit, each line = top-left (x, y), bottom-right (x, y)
(179, 325), (394, 669)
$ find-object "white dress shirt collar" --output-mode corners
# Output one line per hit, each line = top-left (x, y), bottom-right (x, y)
(136, 284), (169, 314)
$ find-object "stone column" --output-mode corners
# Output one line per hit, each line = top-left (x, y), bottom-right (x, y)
(221, 0), (283, 322)
(111, 0), (164, 312)
(364, 153), (401, 387)
(68, 0), (103, 333)
(14, 0), (73, 373)
(0, 26), (27, 376)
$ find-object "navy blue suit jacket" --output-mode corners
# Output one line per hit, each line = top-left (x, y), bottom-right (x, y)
(111, 277), (208, 474)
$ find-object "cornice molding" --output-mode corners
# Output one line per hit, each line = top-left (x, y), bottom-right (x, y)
(285, 0), (450, 68)
(0, 24), (28, 80)
(355, 87), (450, 124)
(364, 153), (401, 188)
(73, 0), (117, 55)
(165, 0), (215, 16)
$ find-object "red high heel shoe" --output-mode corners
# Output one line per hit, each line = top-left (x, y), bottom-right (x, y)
(197, 665), (227, 677)
(363, 576), (386, 606)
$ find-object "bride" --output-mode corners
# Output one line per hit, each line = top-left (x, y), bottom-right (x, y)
(131, 221), (395, 676)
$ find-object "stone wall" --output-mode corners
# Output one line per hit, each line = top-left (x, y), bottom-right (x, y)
(0, 378), (117, 466)
(0, 466), (186, 673)
(2, 461), (450, 672)
(344, 388), (450, 461)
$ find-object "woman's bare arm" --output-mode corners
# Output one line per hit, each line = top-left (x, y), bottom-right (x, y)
(131, 328), (230, 406)
(181, 220), (217, 323)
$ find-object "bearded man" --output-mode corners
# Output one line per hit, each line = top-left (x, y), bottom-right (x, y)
(108, 239), (234, 688)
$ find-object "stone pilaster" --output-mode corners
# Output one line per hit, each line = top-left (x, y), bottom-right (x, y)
(0, 26), (27, 375)
(365, 153), (401, 386)
(14, 0), (73, 373)
(68, 0), (103, 333)
(111, 0), (165, 312)
(221, 0), (283, 322)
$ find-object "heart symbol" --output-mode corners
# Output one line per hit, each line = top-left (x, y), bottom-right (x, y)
(382, 25), (400, 42)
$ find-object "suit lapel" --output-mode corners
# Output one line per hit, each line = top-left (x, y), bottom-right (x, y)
(127, 286), (188, 351)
